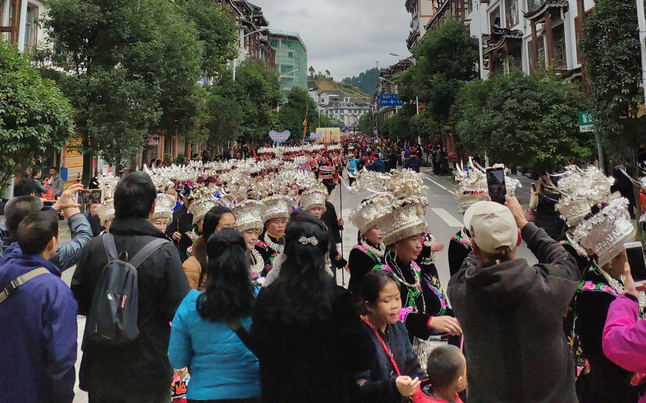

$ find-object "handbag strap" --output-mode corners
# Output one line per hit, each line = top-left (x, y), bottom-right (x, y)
(224, 317), (256, 356)
(0, 267), (50, 305)
(361, 315), (401, 377)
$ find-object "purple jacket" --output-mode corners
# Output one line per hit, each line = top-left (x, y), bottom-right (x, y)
(602, 293), (646, 403)
(0, 248), (78, 403)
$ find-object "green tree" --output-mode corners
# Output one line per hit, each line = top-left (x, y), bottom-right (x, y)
(203, 87), (244, 150)
(580, 0), (642, 165)
(343, 67), (381, 95)
(279, 87), (315, 139)
(397, 15), (479, 142)
(453, 70), (594, 172)
(358, 111), (387, 137)
(309, 66), (315, 77)
(39, 0), (204, 181)
(234, 58), (281, 143)
(0, 40), (74, 189)
(174, 0), (238, 78)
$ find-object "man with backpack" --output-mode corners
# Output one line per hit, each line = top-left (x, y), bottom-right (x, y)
(72, 172), (191, 403)
(0, 211), (78, 403)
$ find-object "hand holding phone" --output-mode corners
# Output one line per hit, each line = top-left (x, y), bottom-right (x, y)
(486, 167), (507, 205)
(624, 242), (646, 286)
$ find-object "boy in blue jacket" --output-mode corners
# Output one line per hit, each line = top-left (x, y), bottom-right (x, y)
(0, 211), (78, 403)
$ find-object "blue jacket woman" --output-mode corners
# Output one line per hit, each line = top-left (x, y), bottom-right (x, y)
(168, 229), (260, 402)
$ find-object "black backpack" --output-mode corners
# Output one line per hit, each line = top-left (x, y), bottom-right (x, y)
(84, 233), (168, 345)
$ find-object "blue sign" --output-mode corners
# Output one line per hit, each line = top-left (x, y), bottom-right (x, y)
(379, 93), (404, 107)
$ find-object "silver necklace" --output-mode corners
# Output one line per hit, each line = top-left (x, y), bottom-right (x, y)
(360, 239), (385, 259)
(387, 252), (421, 290)
(460, 228), (471, 246)
(264, 232), (284, 254)
(249, 249), (264, 277)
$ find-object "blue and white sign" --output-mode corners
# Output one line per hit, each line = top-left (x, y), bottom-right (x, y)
(379, 93), (404, 107)
(269, 130), (290, 143)
(310, 131), (322, 140)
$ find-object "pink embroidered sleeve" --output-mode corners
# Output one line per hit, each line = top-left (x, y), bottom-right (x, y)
(602, 294), (646, 374)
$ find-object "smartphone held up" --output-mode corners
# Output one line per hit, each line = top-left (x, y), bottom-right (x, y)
(486, 167), (507, 205)
(624, 242), (646, 285)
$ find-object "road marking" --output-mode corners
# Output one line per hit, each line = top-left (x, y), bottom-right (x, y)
(431, 208), (464, 228)
(423, 174), (448, 190)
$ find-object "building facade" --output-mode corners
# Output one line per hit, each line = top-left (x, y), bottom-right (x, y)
(1, 0), (47, 52)
(218, 0), (275, 67)
(319, 93), (370, 128)
(372, 59), (413, 120)
(405, 0), (438, 49)
(270, 30), (308, 99)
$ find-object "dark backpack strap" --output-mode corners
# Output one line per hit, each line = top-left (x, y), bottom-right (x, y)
(224, 317), (256, 355)
(0, 267), (50, 305)
(128, 238), (169, 268)
(102, 233), (119, 262)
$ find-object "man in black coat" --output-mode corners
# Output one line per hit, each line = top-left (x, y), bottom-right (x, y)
(71, 172), (191, 402)
(448, 197), (580, 403)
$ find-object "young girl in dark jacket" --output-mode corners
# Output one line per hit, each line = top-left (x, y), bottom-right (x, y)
(356, 270), (426, 403)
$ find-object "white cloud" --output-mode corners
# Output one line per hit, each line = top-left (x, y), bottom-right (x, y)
(250, 0), (412, 80)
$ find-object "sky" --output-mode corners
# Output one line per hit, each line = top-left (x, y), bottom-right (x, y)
(251, 0), (413, 81)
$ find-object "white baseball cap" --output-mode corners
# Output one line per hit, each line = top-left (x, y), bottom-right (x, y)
(464, 201), (518, 254)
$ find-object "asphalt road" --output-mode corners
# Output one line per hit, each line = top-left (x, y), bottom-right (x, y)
(61, 166), (538, 402)
(333, 167), (537, 290)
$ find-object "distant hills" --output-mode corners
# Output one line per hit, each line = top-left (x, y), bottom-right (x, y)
(309, 77), (371, 101)
(342, 67), (381, 96)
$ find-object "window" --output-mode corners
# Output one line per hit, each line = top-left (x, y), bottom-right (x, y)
(288, 52), (293, 58)
(527, 40), (534, 72)
(24, 3), (38, 50)
(489, 7), (500, 29)
(527, 0), (539, 10)
(553, 25), (566, 68)
(506, 0), (519, 27)
(467, 0), (473, 14)
(537, 36), (545, 68)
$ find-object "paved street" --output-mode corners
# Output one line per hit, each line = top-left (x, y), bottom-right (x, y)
(60, 166), (537, 402)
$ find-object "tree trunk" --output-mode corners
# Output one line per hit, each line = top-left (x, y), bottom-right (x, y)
(82, 133), (93, 188)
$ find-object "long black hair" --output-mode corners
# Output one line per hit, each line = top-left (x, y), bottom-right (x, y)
(266, 211), (333, 325)
(196, 205), (233, 287)
(202, 206), (233, 238)
(196, 228), (255, 321)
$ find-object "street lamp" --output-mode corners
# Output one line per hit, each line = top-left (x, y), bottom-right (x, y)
(389, 53), (421, 145)
(233, 27), (271, 81)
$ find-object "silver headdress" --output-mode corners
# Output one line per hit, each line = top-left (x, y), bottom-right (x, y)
(152, 193), (176, 225)
(453, 163), (488, 214)
(349, 194), (394, 236)
(382, 197), (427, 246)
(300, 184), (328, 212)
(261, 195), (292, 223)
(572, 197), (635, 267)
(188, 185), (216, 225)
(232, 200), (264, 232)
(555, 165), (614, 228)
(96, 199), (115, 225)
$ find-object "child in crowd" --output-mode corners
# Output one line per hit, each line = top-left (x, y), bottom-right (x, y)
(421, 345), (467, 403)
(355, 270), (426, 403)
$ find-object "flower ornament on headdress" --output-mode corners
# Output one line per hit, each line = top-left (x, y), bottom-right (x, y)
(96, 173), (120, 201)
(555, 165), (614, 228)
(350, 169), (391, 194)
(572, 197), (635, 267)
(298, 236), (319, 246)
(261, 195), (292, 223)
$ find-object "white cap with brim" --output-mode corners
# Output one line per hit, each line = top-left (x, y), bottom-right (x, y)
(464, 201), (518, 254)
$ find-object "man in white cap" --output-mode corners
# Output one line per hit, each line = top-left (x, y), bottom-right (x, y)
(448, 195), (580, 403)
